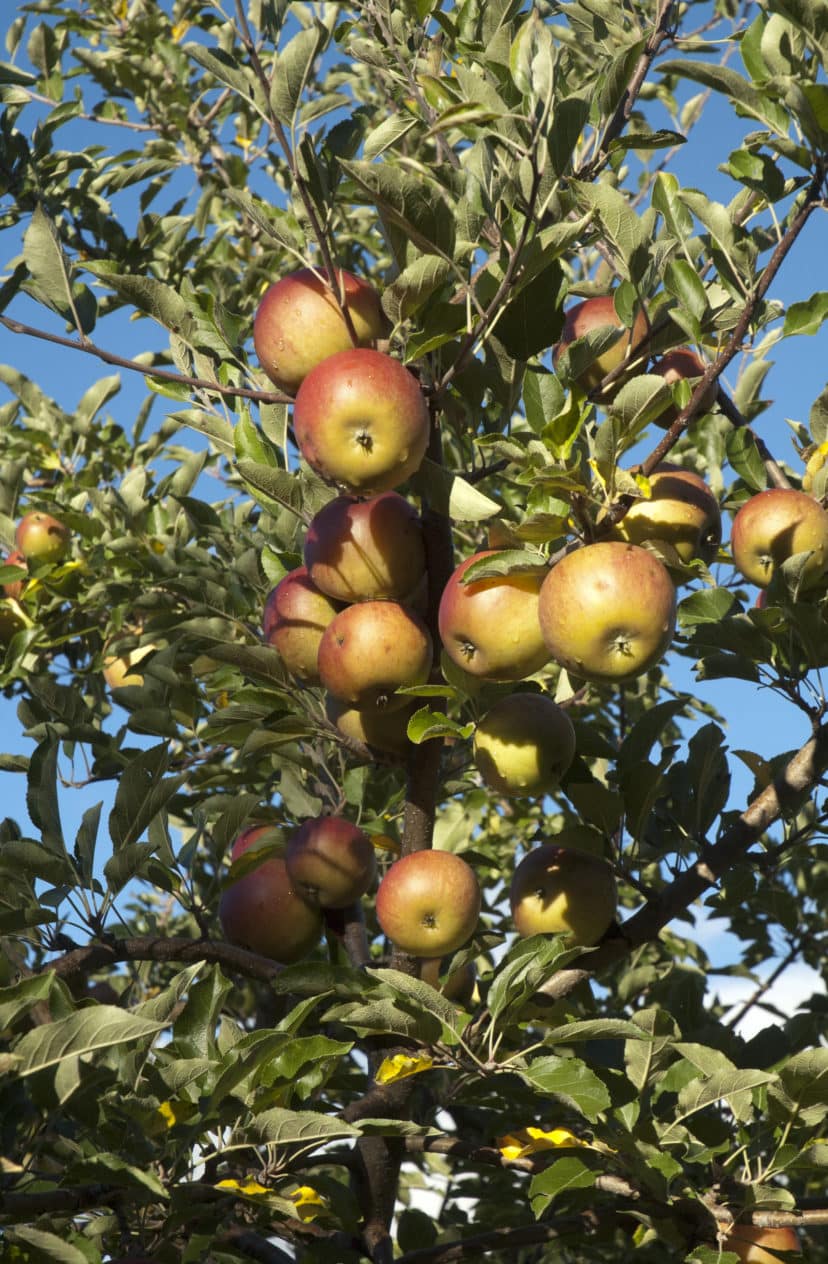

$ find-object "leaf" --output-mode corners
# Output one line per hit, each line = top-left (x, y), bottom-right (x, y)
(657, 59), (790, 134)
(341, 159), (456, 257)
(383, 255), (454, 324)
(529, 1156), (596, 1216)
(363, 115), (418, 160)
(570, 180), (648, 283)
(370, 967), (468, 1041)
(109, 744), (186, 852)
(726, 428), (767, 491)
(672, 1068), (777, 1129)
(414, 459), (501, 521)
(519, 1055), (612, 1122)
(83, 262), (193, 337)
(270, 23), (328, 124)
(26, 737), (65, 854)
(250, 1108), (360, 1147)
(783, 292), (828, 338)
(0, 973), (54, 1030)
(23, 205), (75, 321)
(11, 1006), (166, 1076)
(488, 936), (584, 1024)
(2, 1227), (91, 1264)
(183, 42), (262, 111)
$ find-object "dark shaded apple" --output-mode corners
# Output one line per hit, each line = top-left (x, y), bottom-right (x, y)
(438, 550), (550, 681)
(420, 956), (477, 1006)
(253, 267), (386, 394)
(326, 695), (415, 754)
(474, 692), (576, 797)
(284, 815), (377, 908)
(317, 600), (432, 711)
(15, 511), (71, 565)
(304, 491), (426, 604)
(510, 844), (617, 945)
(2, 550), (27, 600)
(293, 348), (430, 495)
(262, 567), (341, 684)
(717, 1224), (800, 1264)
(730, 488), (828, 589)
(554, 295), (648, 394)
(219, 825), (322, 963)
(539, 541), (676, 682)
(650, 346), (719, 427)
(615, 463), (722, 564)
(376, 849), (481, 957)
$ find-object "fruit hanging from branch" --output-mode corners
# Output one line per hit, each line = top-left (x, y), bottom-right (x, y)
(15, 511), (71, 565)
(614, 463), (722, 565)
(438, 551), (550, 682)
(219, 826), (323, 964)
(649, 347), (719, 428)
(730, 488), (828, 589)
(304, 491), (427, 604)
(284, 815), (377, 909)
(376, 849), (482, 957)
(510, 844), (617, 946)
(262, 567), (341, 685)
(554, 295), (648, 395)
(317, 600), (433, 711)
(473, 692), (576, 797)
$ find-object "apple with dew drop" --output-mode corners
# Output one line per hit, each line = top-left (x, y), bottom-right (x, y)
(293, 348), (430, 496)
(304, 491), (426, 604)
(253, 267), (386, 394)
(376, 850), (482, 957)
(554, 295), (648, 395)
(284, 815), (377, 908)
(473, 693), (576, 797)
(438, 551), (550, 682)
(510, 844), (617, 946)
(219, 826), (322, 963)
(317, 600), (432, 712)
(262, 567), (341, 685)
(614, 463), (722, 565)
(730, 487), (828, 589)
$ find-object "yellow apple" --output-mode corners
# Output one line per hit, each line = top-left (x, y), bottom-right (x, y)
(510, 844), (617, 946)
(730, 488), (828, 589)
(615, 463), (722, 564)
(473, 693), (576, 796)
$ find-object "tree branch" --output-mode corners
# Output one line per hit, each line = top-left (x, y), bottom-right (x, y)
(42, 935), (285, 985)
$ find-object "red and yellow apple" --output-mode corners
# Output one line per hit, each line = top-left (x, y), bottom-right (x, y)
(293, 348), (430, 495)
(510, 844), (617, 945)
(376, 849), (481, 957)
(2, 550), (27, 600)
(304, 492), (426, 604)
(554, 295), (648, 394)
(219, 825), (322, 963)
(15, 511), (71, 565)
(718, 1223), (800, 1264)
(317, 600), (432, 711)
(284, 815), (377, 908)
(253, 267), (386, 394)
(650, 347), (719, 427)
(438, 551), (550, 681)
(730, 488), (828, 589)
(539, 541), (676, 683)
(473, 693), (576, 797)
(262, 567), (341, 684)
(614, 463), (722, 564)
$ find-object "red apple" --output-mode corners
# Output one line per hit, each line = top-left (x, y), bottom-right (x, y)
(304, 492), (426, 604)
(539, 541), (676, 683)
(262, 567), (341, 684)
(284, 815), (377, 908)
(15, 511), (71, 565)
(219, 826), (322, 963)
(293, 348), (430, 495)
(730, 488), (828, 589)
(376, 850), (481, 957)
(554, 295), (648, 394)
(718, 1224), (801, 1264)
(253, 267), (386, 394)
(510, 844), (617, 945)
(317, 600), (432, 711)
(650, 347), (719, 427)
(438, 551), (550, 682)
(615, 463), (722, 564)
(1, 550), (27, 600)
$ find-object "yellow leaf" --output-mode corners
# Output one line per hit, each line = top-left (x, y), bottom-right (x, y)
(375, 1053), (434, 1084)
(497, 1125), (592, 1161)
(216, 1178), (270, 1197)
(156, 1099), (193, 1128)
(171, 20), (190, 41)
(290, 1185), (327, 1221)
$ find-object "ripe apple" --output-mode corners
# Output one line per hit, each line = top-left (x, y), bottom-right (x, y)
(219, 825), (322, 963)
(730, 488), (828, 589)
(262, 567), (341, 684)
(317, 600), (432, 711)
(510, 844), (617, 945)
(554, 295), (648, 394)
(614, 463), (722, 564)
(473, 693), (576, 797)
(539, 541), (676, 683)
(2, 550), (27, 600)
(102, 641), (156, 690)
(253, 267), (386, 394)
(15, 511), (71, 565)
(649, 347), (719, 427)
(376, 849), (481, 957)
(718, 1224), (800, 1264)
(438, 550), (550, 681)
(284, 815), (377, 908)
(304, 491), (426, 604)
(293, 348), (430, 495)
(326, 695), (415, 753)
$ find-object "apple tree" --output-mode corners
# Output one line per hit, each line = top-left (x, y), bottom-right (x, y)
(1, 1), (827, 1261)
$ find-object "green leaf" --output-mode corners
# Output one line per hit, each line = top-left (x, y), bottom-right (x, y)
(250, 1107), (360, 1146)
(570, 180), (648, 283)
(363, 115), (418, 160)
(672, 1067), (776, 1129)
(782, 292), (828, 338)
(183, 42), (262, 111)
(341, 159), (456, 257)
(529, 1156), (596, 1216)
(488, 936), (583, 1024)
(678, 587), (737, 628)
(414, 459), (501, 522)
(26, 737), (65, 854)
(11, 1006), (166, 1076)
(84, 262), (193, 338)
(2, 1227), (91, 1264)
(520, 1055), (612, 1122)
(726, 428), (767, 491)
(370, 967), (467, 1042)
(108, 744), (186, 852)
(270, 23), (327, 124)
(657, 59), (790, 134)
(0, 973), (54, 1030)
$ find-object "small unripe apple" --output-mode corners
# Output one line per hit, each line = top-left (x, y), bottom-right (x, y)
(376, 849), (481, 957)
(539, 541), (676, 683)
(731, 488), (828, 589)
(717, 1223), (801, 1264)
(219, 826), (322, 963)
(293, 348), (430, 495)
(438, 551), (550, 682)
(253, 267), (386, 394)
(326, 695), (415, 753)
(284, 815), (377, 908)
(2, 550), (27, 600)
(649, 347), (719, 427)
(510, 844), (617, 945)
(554, 295), (648, 394)
(262, 567), (341, 684)
(473, 693), (576, 797)
(304, 492), (426, 604)
(15, 511), (71, 565)
(317, 600), (432, 711)
(615, 463), (722, 564)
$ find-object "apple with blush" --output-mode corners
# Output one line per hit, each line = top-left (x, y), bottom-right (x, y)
(1, 550), (27, 600)
(317, 600), (432, 712)
(304, 491), (426, 604)
(284, 815), (377, 908)
(554, 295), (648, 395)
(219, 825), (322, 963)
(730, 488), (828, 589)
(15, 511), (71, 565)
(717, 1223), (800, 1264)
(376, 849), (481, 957)
(262, 567), (341, 684)
(649, 346), (719, 428)
(614, 463), (722, 565)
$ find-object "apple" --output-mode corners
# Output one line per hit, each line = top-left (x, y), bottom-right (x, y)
(317, 600), (432, 711)
(539, 541), (676, 683)
(102, 641), (156, 690)
(326, 695), (415, 753)
(284, 815), (377, 908)
(438, 551), (550, 681)
(15, 511), (71, 565)
(253, 267), (386, 394)
(293, 348), (430, 495)
(730, 488), (828, 589)
(304, 491), (426, 604)
(510, 844), (617, 945)
(2, 550), (27, 600)
(262, 567), (341, 684)
(219, 825), (322, 963)
(376, 849), (481, 957)
(473, 693), (576, 797)
(650, 347), (719, 427)
(554, 295), (648, 394)
(717, 1224), (801, 1264)
(614, 463), (722, 564)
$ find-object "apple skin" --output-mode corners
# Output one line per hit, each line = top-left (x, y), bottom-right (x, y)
(554, 295), (648, 394)
(614, 463), (722, 565)
(304, 492), (426, 604)
(510, 844), (617, 946)
(438, 551), (550, 682)
(284, 815), (377, 908)
(253, 267), (386, 394)
(262, 567), (341, 684)
(326, 695), (415, 753)
(376, 849), (481, 957)
(2, 550), (27, 600)
(317, 600), (432, 712)
(539, 541), (676, 683)
(219, 826), (322, 963)
(718, 1224), (801, 1264)
(650, 347), (719, 428)
(730, 488), (828, 589)
(15, 511), (71, 565)
(102, 642), (156, 690)
(473, 693), (576, 797)
(293, 348), (430, 495)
